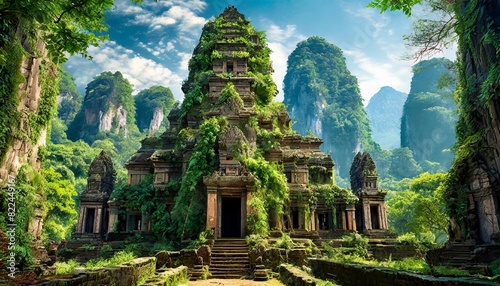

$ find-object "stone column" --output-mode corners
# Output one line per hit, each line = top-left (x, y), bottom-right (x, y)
(364, 203), (371, 231)
(380, 204), (388, 230)
(310, 211), (316, 231)
(77, 207), (85, 233)
(206, 186), (217, 230)
(94, 207), (102, 233)
(107, 202), (119, 233)
(346, 205), (356, 231)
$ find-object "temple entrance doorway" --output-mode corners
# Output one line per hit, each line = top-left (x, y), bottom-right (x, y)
(370, 205), (380, 229)
(84, 208), (95, 233)
(221, 197), (242, 238)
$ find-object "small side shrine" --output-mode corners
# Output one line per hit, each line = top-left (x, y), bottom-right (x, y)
(350, 152), (389, 234)
(75, 150), (115, 237)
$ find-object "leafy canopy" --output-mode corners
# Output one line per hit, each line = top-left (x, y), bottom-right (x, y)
(0, 0), (114, 63)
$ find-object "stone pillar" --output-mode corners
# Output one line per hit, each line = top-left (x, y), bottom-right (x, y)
(77, 207), (85, 233)
(310, 211), (316, 231)
(341, 210), (347, 230)
(108, 202), (119, 233)
(364, 203), (371, 231)
(206, 186), (217, 230)
(94, 207), (102, 233)
(346, 205), (356, 231)
(380, 204), (388, 230)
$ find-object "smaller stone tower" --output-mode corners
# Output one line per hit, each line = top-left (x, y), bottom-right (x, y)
(76, 150), (115, 237)
(350, 152), (388, 234)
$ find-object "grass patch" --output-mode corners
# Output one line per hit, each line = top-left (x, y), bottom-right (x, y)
(54, 259), (79, 275)
(385, 258), (429, 273)
(85, 250), (136, 269)
(432, 266), (470, 277)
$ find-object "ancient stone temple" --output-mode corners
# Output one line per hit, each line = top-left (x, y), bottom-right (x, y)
(116, 6), (358, 241)
(350, 152), (389, 234)
(75, 151), (115, 237)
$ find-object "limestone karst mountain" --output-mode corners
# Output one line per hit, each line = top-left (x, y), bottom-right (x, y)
(134, 85), (176, 135)
(283, 36), (375, 178)
(401, 58), (457, 170)
(365, 86), (407, 150)
(67, 71), (139, 144)
(57, 66), (83, 125)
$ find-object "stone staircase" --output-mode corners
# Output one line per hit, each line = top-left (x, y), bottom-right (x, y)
(210, 239), (250, 279)
(434, 241), (476, 266)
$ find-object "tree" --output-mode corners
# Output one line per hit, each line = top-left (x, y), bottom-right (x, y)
(57, 66), (82, 124)
(41, 168), (78, 242)
(386, 172), (448, 243)
(370, 0), (500, 242)
(388, 148), (422, 180)
(0, 0), (114, 64)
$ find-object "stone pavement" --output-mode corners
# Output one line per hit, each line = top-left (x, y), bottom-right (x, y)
(183, 278), (285, 286)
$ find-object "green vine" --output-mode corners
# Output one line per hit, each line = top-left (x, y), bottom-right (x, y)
(170, 117), (224, 240)
(243, 155), (289, 235)
(0, 35), (23, 164)
(216, 82), (243, 107)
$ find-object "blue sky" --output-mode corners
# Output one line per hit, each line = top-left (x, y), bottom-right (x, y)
(64, 0), (456, 105)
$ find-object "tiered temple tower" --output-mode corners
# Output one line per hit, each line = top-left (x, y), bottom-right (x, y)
(115, 7), (360, 240)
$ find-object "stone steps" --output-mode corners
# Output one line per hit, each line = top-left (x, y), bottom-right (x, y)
(209, 239), (250, 279)
(429, 242), (477, 268)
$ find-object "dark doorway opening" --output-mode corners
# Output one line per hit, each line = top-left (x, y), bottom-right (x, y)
(221, 197), (241, 238)
(84, 208), (95, 233)
(128, 214), (142, 231)
(318, 213), (331, 230)
(227, 61), (234, 73)
(370, 205), (380, 229)
(292, 209), (299, 229)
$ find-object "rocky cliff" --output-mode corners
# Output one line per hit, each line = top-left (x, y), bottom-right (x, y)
(283, 36), (373, 177)
(401, 58), (457, 169)
(134, 85), (175, 135)
(365, 86), (407, 150)
(67, 71), (138, 144)
(0, 30), (57, 187)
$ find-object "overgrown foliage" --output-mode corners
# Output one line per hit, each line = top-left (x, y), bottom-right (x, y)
(170, 117), (224, 240)
(386, 172), (448, 244)
(135, 85), (175, 134)
(57, 66), (82, 124)
(370, 0), (500, 241)
(181, 9), (276, 119)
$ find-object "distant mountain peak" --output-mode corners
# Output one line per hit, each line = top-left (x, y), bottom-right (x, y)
(366, 86), (407, 150)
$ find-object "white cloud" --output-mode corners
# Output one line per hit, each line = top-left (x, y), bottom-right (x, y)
(165, 6), (207, 35)
(343, 49), (412, 104)
(119, 0), (207, 37)
(166, 41), (175, 51)
(65, 41), (185, 101)
(264, 23), (306, 102)
(153, 0), (207, 13)
(178, 52), (192, 71)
